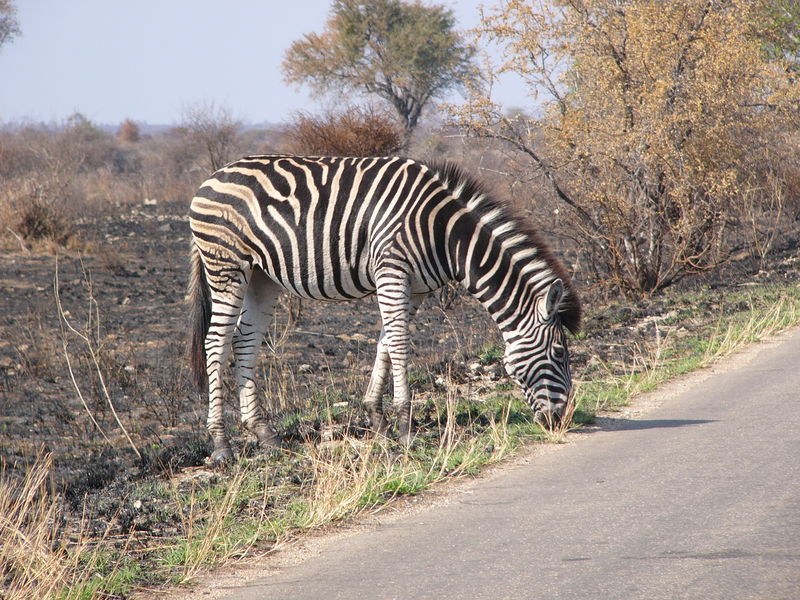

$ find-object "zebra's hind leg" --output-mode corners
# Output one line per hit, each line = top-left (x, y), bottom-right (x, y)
(205, 269), (250, 464)
(363, 332), (391, 435)
(233, 268), (282, 452)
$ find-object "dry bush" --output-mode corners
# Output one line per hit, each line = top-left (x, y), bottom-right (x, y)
(1, 175), (79, 249)
(117, 118), (140, 143)
(283, 106), (403, 156)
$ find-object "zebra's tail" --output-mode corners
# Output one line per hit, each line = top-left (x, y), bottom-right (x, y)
(187, 242), (211, 391)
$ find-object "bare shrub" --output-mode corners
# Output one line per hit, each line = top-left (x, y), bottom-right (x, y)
(179, 101), (243, 172)
(1, 175), (77, 248)
(283, 106), (403, 156)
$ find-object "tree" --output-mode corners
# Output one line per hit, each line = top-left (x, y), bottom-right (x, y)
(0, 0), (20, 52)
(456, 0), (800, 297)
(283, 0), (476, 148)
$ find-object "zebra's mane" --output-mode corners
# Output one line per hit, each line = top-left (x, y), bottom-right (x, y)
(425, 160), (582, 334)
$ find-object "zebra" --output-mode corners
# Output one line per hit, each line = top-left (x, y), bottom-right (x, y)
(187, 155), (581, 463)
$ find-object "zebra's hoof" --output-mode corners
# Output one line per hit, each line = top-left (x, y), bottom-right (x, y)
(254, 425), (281, 449)
(370, 418), (390, 437)
(209, 446), (234, 465)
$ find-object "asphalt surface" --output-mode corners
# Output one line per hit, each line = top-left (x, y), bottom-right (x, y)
(213, 328), (800, 600)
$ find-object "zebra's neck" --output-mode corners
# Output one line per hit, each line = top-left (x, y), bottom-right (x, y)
(446, 203), (556, 338)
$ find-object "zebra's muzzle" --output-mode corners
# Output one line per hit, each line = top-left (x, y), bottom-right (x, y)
(530, 392), (567, 429)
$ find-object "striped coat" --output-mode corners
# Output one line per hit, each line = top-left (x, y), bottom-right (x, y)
(188, 156), (581, 462)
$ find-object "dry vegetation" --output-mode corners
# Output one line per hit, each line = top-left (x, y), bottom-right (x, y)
(283, 106), (403, 156)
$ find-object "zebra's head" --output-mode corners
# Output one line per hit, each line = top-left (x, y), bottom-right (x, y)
(503, 279), (573, 428)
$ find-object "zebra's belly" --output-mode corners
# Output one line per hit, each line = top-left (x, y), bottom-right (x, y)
(260, 266), (440, 301)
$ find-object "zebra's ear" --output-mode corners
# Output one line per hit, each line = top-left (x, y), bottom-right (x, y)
(539, 278), (564, 321)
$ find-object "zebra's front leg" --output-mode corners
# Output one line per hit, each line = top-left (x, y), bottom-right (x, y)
(363, 332), (391, 436)
(233, 269), (282, 451)
(363, 293), (426, 437)
(375, 267), (414, 444)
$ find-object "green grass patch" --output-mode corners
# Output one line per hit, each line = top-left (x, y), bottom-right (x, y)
(575, 283), (800, 416)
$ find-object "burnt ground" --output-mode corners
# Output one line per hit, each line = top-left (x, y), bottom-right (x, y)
(2, 198), (800, 552)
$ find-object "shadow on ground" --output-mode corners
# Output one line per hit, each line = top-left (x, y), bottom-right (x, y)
(591, 417), (716, 432)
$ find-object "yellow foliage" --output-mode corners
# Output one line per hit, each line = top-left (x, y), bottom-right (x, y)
(456, 0), (800, 295)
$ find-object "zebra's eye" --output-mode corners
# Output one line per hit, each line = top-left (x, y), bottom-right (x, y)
(552, 345), (566, 360)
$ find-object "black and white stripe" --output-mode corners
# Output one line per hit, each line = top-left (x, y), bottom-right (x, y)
(187, 155), (581, 462)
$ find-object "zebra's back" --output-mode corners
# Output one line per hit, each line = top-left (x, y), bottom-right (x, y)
(189, 154), (448, 300)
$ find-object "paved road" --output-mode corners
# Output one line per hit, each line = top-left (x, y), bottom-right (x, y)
(216, 329), (800, 600)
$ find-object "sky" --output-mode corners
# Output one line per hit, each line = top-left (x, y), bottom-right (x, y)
(0, 0), (532, 127)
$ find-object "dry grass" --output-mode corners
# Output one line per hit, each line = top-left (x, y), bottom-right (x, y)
(538, 395), (579, 444)
(173, 466), (254, 584)
(701, 292), (800, 364)
(0, 454), (124, 600)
